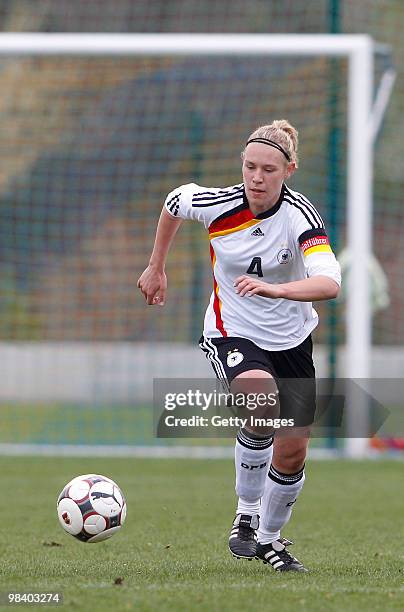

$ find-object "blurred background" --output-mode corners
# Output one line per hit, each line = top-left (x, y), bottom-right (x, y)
(0, 0), (402, 453)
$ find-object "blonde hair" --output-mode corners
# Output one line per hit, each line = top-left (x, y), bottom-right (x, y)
(245, 119), (299, 167)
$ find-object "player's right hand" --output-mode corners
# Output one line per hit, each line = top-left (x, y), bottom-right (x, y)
(137, 265), (167, 306)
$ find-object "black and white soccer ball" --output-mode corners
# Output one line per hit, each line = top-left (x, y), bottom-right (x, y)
(57, 474), (127, 543)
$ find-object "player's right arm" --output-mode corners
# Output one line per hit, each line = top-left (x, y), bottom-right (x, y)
(138, 181), (235, 305)
(137, 207), (183, 306)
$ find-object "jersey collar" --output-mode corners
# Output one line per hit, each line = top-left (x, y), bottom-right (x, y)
(243, 184), (285, 219)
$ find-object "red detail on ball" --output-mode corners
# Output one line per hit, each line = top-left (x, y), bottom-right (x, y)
(62, 511), (71, 525)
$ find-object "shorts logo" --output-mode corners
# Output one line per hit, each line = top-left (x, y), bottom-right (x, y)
(227, 349), (244, 367)
(277, 248), (293, 264)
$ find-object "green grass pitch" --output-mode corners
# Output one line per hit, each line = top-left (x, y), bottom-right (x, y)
(0, 457), (403, 611)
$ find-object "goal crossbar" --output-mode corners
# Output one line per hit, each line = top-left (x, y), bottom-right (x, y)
(0, 33), (374, 57)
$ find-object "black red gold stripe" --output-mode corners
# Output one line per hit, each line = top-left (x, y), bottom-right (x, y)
(300, 235), (331, 256)
(208, 207), (258, 239)
(209, 243), (227, 336)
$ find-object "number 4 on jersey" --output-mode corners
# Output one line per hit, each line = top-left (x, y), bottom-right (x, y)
(246, 257), (263, 277)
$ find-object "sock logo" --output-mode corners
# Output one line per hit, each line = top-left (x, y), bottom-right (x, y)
(241, 461), (267, 470)
(286, 499), (297, 507)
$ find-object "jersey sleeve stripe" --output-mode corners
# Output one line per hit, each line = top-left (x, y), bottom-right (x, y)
(192, 192), (244, 208)
(165, 193), (180, 216)
(283, 187), (324, 229)
(293, 192), (324, 227)
(285, 198), (318, 229)
(193, 184), (243, 200)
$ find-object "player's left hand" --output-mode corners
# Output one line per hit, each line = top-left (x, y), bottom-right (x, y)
(234, 275), (284, 298)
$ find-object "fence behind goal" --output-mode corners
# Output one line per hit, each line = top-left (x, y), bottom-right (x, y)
(0, 31), (401, 453)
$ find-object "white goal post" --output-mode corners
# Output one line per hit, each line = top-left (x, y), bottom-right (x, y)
(0, 33), (377, 456)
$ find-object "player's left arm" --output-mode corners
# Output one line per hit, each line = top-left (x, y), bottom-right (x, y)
(234, 274), (339, 301)
(235, 225), (341, 301)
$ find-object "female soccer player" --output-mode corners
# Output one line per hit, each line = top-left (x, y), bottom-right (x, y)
(137, 119), (341, 572)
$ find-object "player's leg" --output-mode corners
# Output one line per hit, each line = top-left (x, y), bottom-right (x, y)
(256, 336), (315, 572)
(256, 431), (309, 571)
(233, 370), (279, 514)
(229, 369), (279, 558)
(199, 336), (277, 559)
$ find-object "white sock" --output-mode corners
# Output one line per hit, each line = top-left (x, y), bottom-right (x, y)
(257, 463), (305, 544)
(235, 429), (273, 516)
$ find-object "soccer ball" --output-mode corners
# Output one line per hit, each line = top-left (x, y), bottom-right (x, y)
(57, 474), (127, 543)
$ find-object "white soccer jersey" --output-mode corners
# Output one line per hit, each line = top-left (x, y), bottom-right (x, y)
(165, 182), (341, 351)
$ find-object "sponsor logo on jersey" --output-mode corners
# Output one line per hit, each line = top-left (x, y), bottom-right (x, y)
(227, 349), (244, 367)
(300, 235), (332, 256)
(277, 248), (293, 264)
(251, 227), (265, 237)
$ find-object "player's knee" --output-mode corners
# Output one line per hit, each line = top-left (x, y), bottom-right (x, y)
(231, 370), (280, 431)
(232, 369), (275, 395)
(231, 370), (276, 393)
(274, 446), (307, 473)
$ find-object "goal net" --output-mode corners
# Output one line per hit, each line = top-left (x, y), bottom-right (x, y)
(0, 34), (395, 456)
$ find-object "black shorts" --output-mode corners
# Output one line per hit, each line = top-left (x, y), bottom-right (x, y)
(199, 335), (316, 427)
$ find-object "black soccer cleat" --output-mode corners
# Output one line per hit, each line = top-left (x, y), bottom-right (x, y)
(256, 537), (308, 572)
(228, 514), (259, 559)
